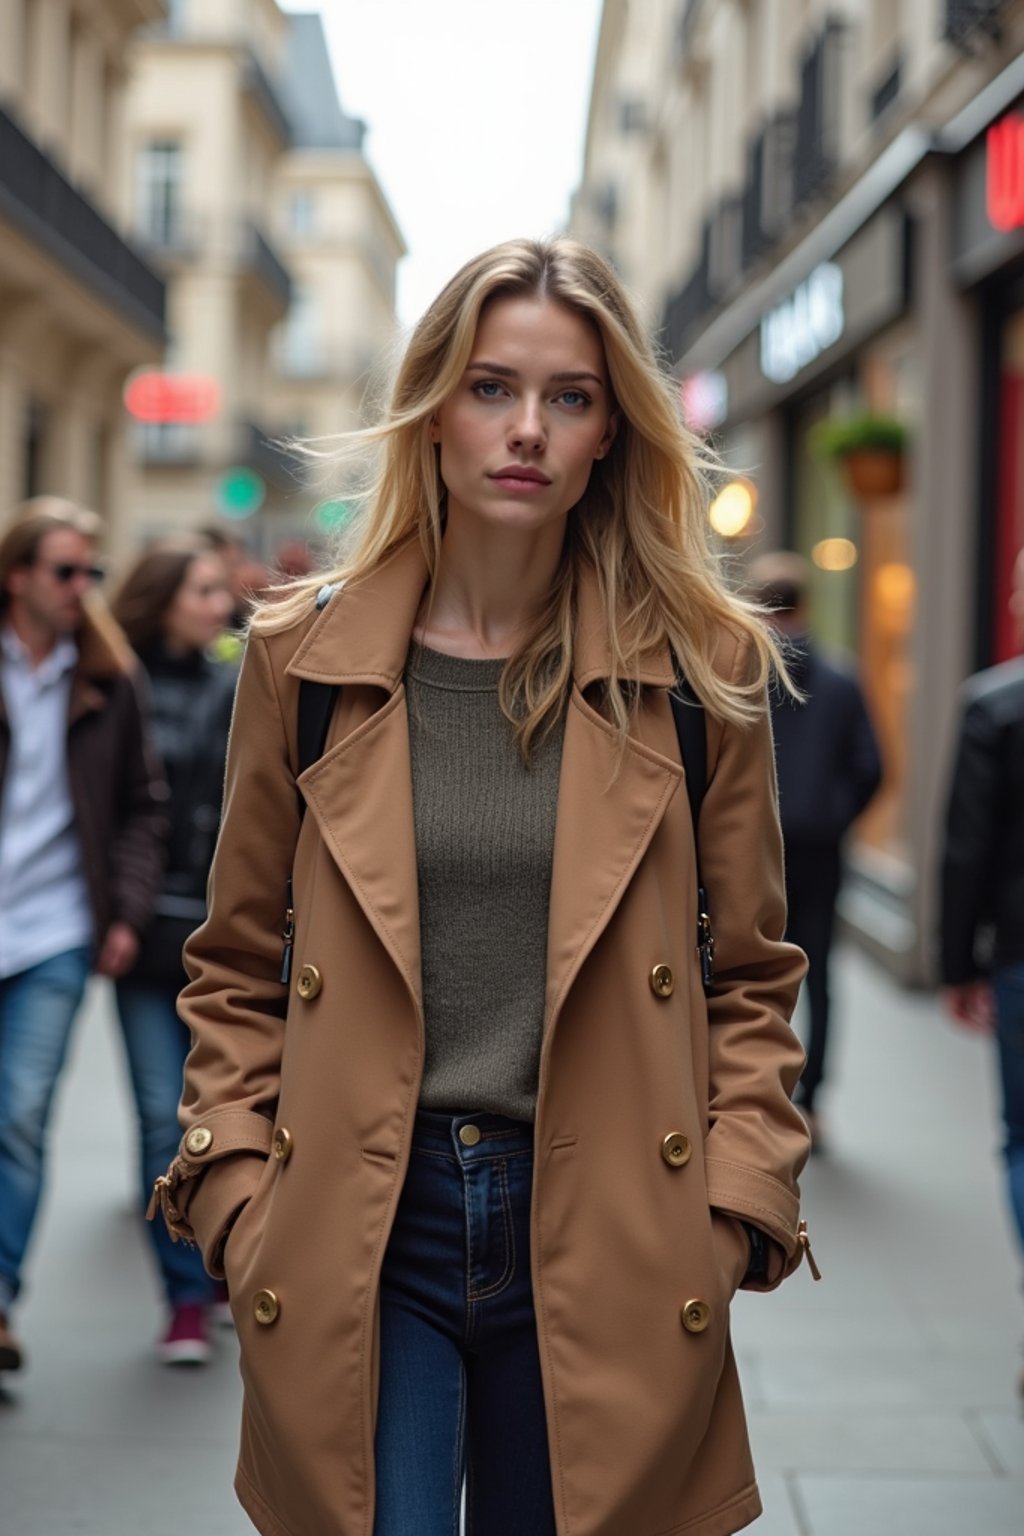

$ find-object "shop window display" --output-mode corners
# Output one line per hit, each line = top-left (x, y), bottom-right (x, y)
(789, 336), (916, 869)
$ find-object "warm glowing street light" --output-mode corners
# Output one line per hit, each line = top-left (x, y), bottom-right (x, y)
(812, 537), (858, 571)
(708, 478), (758, 538)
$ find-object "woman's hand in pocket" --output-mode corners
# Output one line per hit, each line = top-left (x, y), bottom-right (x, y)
(710, 1211), (751, 1298)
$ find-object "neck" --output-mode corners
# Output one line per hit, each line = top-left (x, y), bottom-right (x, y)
(416, 506), (566, 658)
(6, 606), (62, 666)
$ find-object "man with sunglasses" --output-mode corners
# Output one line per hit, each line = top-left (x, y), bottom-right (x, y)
(0, 499), (165, 1376)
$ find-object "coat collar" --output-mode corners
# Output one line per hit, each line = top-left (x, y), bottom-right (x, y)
(291, 536), (683, 1031)
(285, 535), (676, 690)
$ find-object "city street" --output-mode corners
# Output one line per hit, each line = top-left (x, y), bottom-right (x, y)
(0, 945), (1021, 1536)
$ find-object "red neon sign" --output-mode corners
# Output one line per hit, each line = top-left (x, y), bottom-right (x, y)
(986, 113), (1024, 233)
(123, 371), (221, 424)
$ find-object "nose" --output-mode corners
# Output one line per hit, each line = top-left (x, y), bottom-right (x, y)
(508, 394), (546, 454)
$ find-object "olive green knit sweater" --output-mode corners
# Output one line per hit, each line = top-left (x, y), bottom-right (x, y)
(405, 643), (565, 1124)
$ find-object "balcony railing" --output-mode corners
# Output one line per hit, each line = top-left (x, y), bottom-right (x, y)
(242, 220), (292, 311)
(0, 104), (165, 339)
(661, 218), (713, 361)
(793, 20), (844, 208)
(945, 0), (1009, 50)
(742, 112), (796, 269)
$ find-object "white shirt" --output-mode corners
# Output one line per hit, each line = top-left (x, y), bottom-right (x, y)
(0, 625), (94, 978)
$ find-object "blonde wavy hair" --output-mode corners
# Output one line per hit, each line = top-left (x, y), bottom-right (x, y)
(254, 237), (783, 758)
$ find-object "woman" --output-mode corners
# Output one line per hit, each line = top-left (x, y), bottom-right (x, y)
(152, 240), (816, 1535)
(112, 537), (235, 1364)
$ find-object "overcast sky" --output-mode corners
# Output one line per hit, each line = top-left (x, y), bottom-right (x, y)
(280, 1), (604, 326)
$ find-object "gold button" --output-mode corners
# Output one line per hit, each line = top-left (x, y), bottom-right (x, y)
(253, 1289), (280, 1326)
(661, 1132), (691, 1168)
(272, 1128), (293, 1163)
(681, 1298), (711, 1333)
(458, 1124), (482, 1146)
(184, 1126), (213, 1156)
(296, 964), (322, 1000)
(650, 964), (674, 998)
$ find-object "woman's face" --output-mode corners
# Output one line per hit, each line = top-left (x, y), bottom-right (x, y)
(431, 294), (618, 536)
(162, 553), (233, 653)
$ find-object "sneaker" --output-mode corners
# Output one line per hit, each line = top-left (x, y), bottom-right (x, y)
(157, 1304), (211, 1366)
(208, 1280), (234, 1330)
(0, 1313), (23, 1373)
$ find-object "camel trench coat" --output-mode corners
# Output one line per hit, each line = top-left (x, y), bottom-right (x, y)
(156, 538), (812, 1536)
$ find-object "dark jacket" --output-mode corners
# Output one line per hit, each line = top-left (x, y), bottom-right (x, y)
(0, 606), (166, 951)
(940, 656), (1024, 985)
(770, 635), (883, 849)
(128, 643), (237, 988)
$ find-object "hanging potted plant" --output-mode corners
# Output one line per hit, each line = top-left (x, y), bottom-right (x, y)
(811, 413), (908, 498)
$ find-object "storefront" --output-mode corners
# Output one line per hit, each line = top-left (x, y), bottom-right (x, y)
(683, 201), (920, 882)
(952, 101), (1024, 665)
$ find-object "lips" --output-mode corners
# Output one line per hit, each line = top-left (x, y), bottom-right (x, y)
(489, 465), (552, 487)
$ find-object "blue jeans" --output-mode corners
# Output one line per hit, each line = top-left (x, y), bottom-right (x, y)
(0, 947), (91, 1310)
(993, 964), (1024, 1262)
(373, 1110), (556, 1536)
(115, 982), (214, 1307)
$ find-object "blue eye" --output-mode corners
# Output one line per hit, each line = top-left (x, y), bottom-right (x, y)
(472, 380), (506, 399)
(558, 389), (590, 408)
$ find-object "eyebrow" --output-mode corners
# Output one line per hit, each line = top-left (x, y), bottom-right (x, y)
(466, 361), (606, 389)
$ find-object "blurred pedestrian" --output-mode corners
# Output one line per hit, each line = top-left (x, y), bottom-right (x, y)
(197, 524), (249, 631)
(111, 537), (236, 1365)
(939, 548), (1024, 1392)
(0, 498), (165, 1376)
(748, 552), (883, 1149)
(152, 238), (815, 1536)
(273, 538), (314, 579)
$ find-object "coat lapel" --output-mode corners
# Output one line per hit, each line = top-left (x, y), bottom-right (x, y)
(286, 538), (431, 1013)
(284, 538), (684, 1030)
(545, 562), (682, 1029)
(545, 686), (682, 1031)
(298, 689), (423, 1012)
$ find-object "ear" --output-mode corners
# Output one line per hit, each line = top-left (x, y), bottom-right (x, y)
(429, 416), (441, 445)
(593, 410), (620, 461)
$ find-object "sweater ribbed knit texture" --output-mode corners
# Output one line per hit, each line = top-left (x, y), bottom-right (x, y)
(405, 643), (564, 1124)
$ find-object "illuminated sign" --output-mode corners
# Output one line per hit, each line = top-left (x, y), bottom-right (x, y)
(124, 371), (221, 424)
(760, 262), (845, 384)
(680, 371), (729, 432)
(217, 468), (265, 518)
(986, 112), (1024, 233)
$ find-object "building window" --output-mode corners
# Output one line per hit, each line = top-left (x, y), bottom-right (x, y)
(135, 140), (183, 247)
(289, 189), (315, 238)
(279, 286), (323, 375)
(22, 399), (47, 499)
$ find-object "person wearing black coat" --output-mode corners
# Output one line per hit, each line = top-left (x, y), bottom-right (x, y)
(111, 538), (236, 1364)
(940, 551), (1024, 1382)
(749, 554), (883, 1146)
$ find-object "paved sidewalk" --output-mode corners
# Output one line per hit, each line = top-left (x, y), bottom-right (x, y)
(0, 946), (1021, 1534)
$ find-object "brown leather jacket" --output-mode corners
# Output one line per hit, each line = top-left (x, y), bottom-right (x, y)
(0, 603), (167, 952)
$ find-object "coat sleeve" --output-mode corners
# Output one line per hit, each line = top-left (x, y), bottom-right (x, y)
(109, 665), (168, 936)
(700, 638), (813, 1290)
(939, 691), (1000, 985)
(152, 633), (300, 1275)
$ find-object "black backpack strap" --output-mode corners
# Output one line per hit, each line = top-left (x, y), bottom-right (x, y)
(297, 681), (338, 788)
(669, 676), (707, 839)
(296, 583), (343, 791)
(669, 672), (715, 992)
